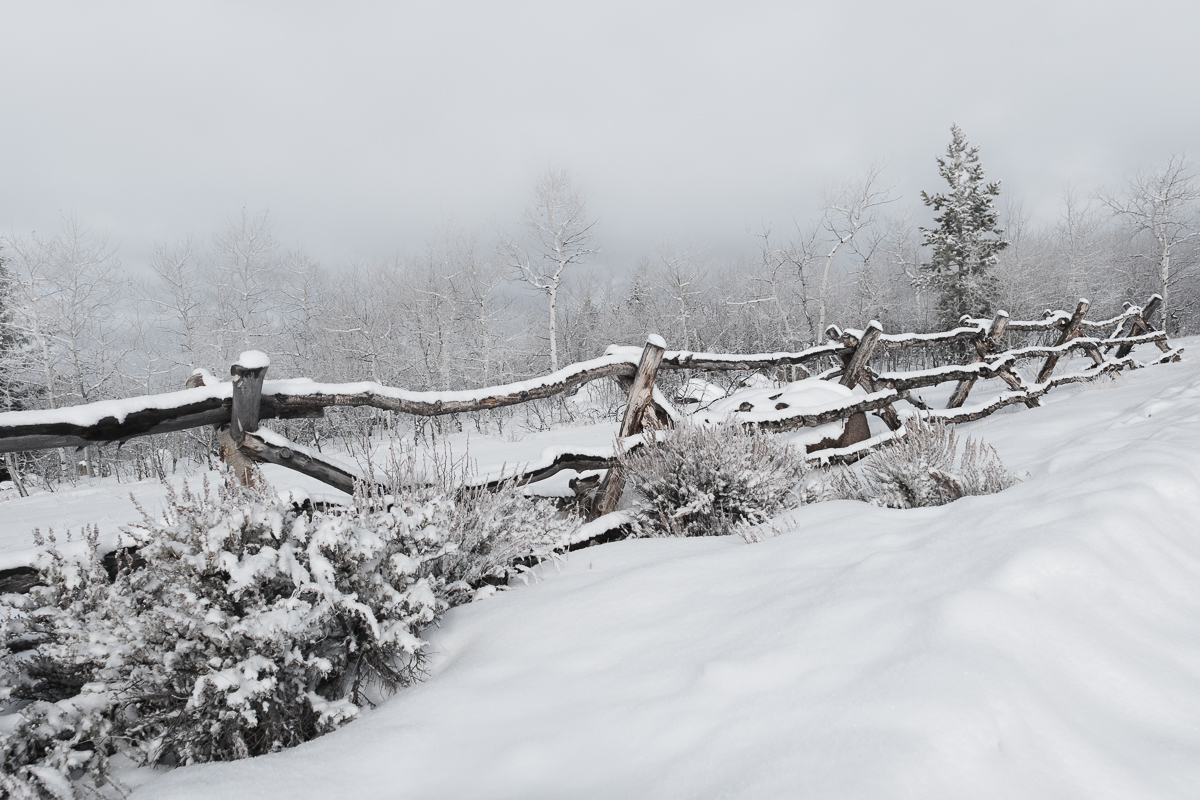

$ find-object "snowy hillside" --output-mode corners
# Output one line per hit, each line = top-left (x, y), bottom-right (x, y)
(6, 348), (1200, 798)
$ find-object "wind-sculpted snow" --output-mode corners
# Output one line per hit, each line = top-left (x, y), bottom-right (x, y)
(123, 341), (1200, 799)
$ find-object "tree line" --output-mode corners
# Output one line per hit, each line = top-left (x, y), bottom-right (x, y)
(0, 128), (1195, 485)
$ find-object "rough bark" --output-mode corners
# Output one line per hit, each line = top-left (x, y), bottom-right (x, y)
(1036, 299), (1090, 384)
(835, 322), (884, 447)
(947, 313), (1009, 409)
(238, 432), (367, 496)
(590, 339), (667, 521)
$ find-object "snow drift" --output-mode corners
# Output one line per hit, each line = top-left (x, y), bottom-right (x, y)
(11, 350), (1200, 799)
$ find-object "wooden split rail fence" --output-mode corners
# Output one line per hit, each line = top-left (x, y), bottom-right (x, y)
(0, 295), (1181, 520)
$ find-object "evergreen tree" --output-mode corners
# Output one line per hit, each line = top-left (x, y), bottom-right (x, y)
(0, 250), (30, 411)
(918, 124), (1009, 325)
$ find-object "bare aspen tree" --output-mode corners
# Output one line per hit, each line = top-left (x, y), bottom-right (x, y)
(435, 228), (508, 386)
(279, 250), (330, 378)
(331, 261), (401, 386)
(212, 208), (280, 360)
(846, 218), (889, 328)
(407, 252), (458, 392)
(992, 198), (1040, 319)
(0, 250), (30, 413)
(654, 247), (707, 351)
(6, 219), (129, 477)
(871, 211), (937, 334)
(561, 273), (624, 365)
(503, 168), (598, 372)
(1058, 187), (1100, 302)
(4, 237), (57, 409)
(142, 236), (209, 374)
(1104, 153), (1200, 331)
(816, 163), (894, 337)
(744, 224), (821, 345)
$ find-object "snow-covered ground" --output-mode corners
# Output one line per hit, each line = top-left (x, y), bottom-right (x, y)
(5, 344), (1200, 798)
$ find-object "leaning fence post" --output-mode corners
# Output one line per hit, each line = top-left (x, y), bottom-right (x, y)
(1116, 294), (1171, 358)
(589, 335), (667, 520)
(1036, 299), (1089, 384)
(947, 312), (1009, 409)
(836, 321), (885, 445)
(222, 351), (269, 485)
(1106, 301), (1142, 355)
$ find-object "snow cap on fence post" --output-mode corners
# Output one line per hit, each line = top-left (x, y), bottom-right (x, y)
(235, 350), (271, 371)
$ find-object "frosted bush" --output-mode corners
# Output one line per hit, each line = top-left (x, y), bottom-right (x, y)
(111, 477), (458, 764)
(0, 693), (116, 800)
(1, 527), (121, 798)
(369, 438), (580, 596)
(0, 470), (580, 792)
(430, 481), (578, 600)
(620, 422), (812, 538)
(830, 416), (1017, 508)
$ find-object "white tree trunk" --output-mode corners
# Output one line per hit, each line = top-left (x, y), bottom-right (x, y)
(548, 285), (558, 372)
(1160, 247), (1171, 330)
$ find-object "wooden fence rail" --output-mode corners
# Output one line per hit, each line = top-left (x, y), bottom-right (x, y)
(0, 295), (1181, 509)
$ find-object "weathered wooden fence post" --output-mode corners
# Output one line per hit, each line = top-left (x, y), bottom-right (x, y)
(1036, 299), (1089, 384)
(223, 351), (269, 485)
(947, 312), (1010, 409)
(1115, 294), (1173, 359)
(834, 321), (887, 446)
(589, 335), (667, 520)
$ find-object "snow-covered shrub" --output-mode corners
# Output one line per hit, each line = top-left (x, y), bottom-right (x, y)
(0, 470), (580, 791)
(430, 481), (578, 600)
(369, 439), (580, 596)
(112, 475), (454, 764)
(0, 693), (116, 800)
(620, 422), (812, 538)
(0, 474), (452, 780)
(1, 527), (120, 799)
(830, 416), (1017, 508)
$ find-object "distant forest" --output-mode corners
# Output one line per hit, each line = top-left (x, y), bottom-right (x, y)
(0, 135), (1196, 482)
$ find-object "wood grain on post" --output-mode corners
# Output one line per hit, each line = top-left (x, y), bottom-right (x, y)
(947, 313), (1009, 409)
(589, 336), (667, 520)
(223, 351), (269, 485)
(230, 352), (269, 441)
(1106, 300), (1144, 355)
(1036, 299), (1089, 384)
(1117, 294), (1172, 358)
(837, 321), (885, 446)
(958, 313), (1037, 408)
(850, 365), (903, 431)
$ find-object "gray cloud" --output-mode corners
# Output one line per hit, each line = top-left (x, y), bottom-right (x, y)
(3, 0), (1198, 270)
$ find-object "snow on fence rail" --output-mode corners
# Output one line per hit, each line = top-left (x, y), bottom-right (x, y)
(0, 295), (1180, 508)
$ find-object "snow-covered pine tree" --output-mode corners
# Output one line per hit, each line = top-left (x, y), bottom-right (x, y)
(918, 125), (1009, 326)
(0, 250), (31, 412)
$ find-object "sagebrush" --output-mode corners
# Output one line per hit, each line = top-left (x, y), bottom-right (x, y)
(830, 416), (1017, 508)
(0, 470), (578, 796)
(620, 422), (812, 538)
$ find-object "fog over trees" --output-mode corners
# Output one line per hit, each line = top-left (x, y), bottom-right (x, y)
(0, 129), (1196, 484)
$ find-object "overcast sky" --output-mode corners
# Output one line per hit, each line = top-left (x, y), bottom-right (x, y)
(3, 1), (1198, 272)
